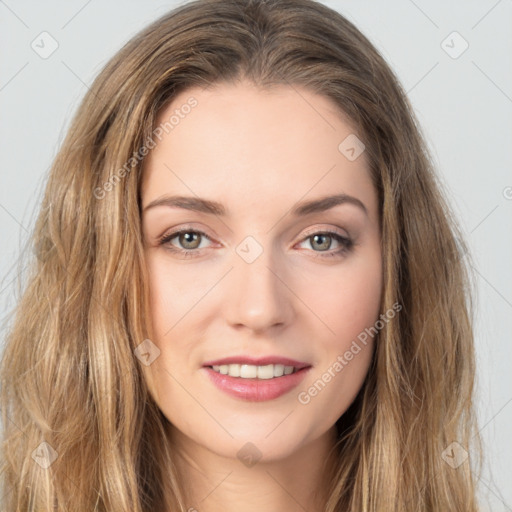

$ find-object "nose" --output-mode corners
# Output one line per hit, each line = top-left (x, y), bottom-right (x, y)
(223, 242), (295, 334)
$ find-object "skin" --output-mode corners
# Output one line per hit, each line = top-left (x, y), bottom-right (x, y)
(140, 80), (382, 512)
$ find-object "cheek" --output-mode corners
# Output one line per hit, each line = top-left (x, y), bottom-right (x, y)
(294, 252), (382, 423)
(143, 255), (199, 409)
(298, 252), (383, 350)
(146, 254), (208, 337)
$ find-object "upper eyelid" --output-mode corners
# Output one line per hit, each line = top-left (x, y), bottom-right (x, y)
(299, 225), (349, 239)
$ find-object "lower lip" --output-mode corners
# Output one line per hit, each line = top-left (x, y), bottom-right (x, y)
(203, 366), (311, 402)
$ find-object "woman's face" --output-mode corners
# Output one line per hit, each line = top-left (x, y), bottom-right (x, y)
(140, 81), (382, 461)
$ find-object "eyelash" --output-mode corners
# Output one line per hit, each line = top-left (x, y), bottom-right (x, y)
(157, 227), (354, 260)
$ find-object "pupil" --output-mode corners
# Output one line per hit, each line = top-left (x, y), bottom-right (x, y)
(182, 232), (199, 248)
(313, 234), (330, 251)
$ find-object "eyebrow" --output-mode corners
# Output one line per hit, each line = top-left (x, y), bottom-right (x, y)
(142, 193), (368, 217)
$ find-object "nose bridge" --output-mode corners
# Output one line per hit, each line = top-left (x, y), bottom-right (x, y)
(225, 234), (292, 331)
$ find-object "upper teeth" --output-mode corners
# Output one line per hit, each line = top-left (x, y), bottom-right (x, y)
(211, 364), (296, 379)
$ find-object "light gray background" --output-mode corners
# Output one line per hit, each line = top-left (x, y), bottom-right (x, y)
(1, 1), (511, 509)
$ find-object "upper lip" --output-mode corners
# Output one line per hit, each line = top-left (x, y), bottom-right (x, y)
(203, 356), (311, 370)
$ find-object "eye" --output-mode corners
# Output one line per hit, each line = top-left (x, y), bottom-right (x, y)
(158, 228), (213, 258)
(158, 227), (354, 259)
(296, 230), (353, 259)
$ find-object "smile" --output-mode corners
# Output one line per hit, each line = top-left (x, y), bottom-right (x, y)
(202, 362), (311, 401)
(208, 363), (298, 379)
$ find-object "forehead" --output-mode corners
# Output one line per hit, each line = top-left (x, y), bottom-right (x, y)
(141, 81), (376, 220)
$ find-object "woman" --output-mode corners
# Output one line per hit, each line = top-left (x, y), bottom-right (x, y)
(0, 0), (482, 510)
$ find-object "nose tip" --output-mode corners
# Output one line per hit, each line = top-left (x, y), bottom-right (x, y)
(225, 244), (293, 332)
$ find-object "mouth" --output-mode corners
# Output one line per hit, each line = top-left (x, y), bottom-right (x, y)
(207, 363), (300, 379)
(202, 356), (311, 379)
(201, 356), (312, 401)
(203, 363), (311, 402)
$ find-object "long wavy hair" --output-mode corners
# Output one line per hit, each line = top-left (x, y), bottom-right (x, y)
(0, 0), (482, 510)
